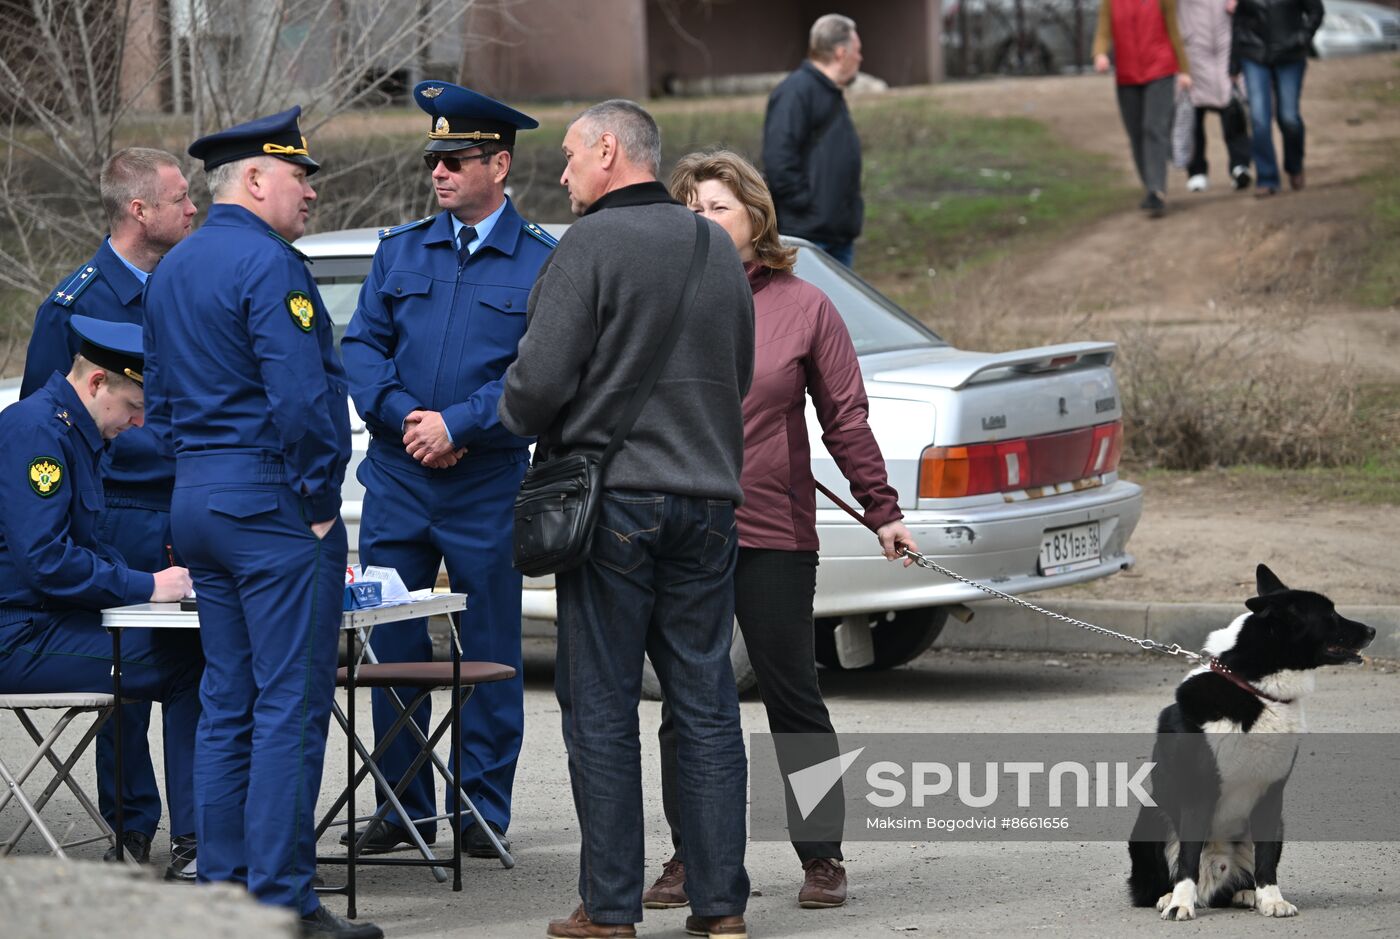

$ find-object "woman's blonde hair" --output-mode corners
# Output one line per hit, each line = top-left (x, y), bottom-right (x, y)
(668, 149), (797, 273)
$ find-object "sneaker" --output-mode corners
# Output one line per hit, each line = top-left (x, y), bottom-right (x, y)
(546, 905), (636, 938)
(298, 905), (383, 939)
(1144, 192), (1166, 218)
(798, 857), (848, 908)
(1254, 186), (1279, 198)
(164, 834), (197, 883)
(1289, 171), (1306, 191)
(1231, 165), (1252, 190)
(684, 914), (748, 938)
(338, 820), (433, 855)
(103, 829), (151, 864)
(642, 856), (689, 909)
(1186, 174), (1209, 192)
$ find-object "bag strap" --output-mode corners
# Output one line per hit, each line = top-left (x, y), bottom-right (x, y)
(599, 212), (709, 466)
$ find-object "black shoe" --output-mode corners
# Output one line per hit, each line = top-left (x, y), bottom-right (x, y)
(1232, 165), (1252, 190)
(164, 834), (198, 883)
(463, 820), (510, 858)
(299, 905), (384, 939)
(1138, 193), (1154, 210)
(338, 820), (434, 855)
(1144, 192), (1166, 218)
(103, 829), (151, 863)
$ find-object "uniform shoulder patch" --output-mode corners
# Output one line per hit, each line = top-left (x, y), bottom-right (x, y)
(378, 216), (435, 240)
(52, 264), (101, 307)
(286, 290), (315, 332)
(266, 229), (312, 263)
(522, 221), (558, 248)
(29, 457), (64, 497)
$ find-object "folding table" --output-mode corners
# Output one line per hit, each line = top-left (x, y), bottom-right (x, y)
(102, 591), (469, 916)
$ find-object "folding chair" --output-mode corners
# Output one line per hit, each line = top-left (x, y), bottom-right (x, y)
(0, 692), (133, 862)
(315, 659), (517, 888)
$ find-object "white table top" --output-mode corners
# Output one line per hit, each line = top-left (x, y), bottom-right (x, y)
(102, 591), (467, 630)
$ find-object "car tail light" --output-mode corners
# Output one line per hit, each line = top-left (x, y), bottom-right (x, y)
(918, 421), (1123, 498)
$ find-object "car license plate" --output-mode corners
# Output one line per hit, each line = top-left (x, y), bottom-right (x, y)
(1039, 522), (1101, 575)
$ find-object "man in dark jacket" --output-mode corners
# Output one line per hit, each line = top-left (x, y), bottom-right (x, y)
(761, 13), (864, 267)
(500, 99), (753, 939)
(1228, 0), (1323, 195)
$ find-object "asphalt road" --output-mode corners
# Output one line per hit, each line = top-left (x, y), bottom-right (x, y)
(4, 639), (1398, 937)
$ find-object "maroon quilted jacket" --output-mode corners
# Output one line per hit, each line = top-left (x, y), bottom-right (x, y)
(737, 263), (903, 550)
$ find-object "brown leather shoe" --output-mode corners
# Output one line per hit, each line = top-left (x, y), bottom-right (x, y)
(642, 856), (689, 909)
(1289, 171), (1306, 191)
(545, 905), (636, 939)
(798, 857), (848, 908)
(684, 914), (748, 938)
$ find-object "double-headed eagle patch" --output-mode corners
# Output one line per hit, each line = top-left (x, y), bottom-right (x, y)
(286, 291), (315, 332)
(29, 457), (63, 497)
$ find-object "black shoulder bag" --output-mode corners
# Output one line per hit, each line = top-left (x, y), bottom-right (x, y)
(512, 213), (710, 577)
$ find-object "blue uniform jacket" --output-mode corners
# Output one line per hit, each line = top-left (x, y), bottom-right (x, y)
(21, 240), (174, 500)
(0, 373), (155, 614)
(341, 199), (553, 469)
(143, 204), (351, 519)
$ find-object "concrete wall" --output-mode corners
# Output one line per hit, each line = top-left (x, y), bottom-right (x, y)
(462, 0), (650, 101)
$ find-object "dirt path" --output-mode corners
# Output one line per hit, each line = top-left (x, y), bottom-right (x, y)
(905, 55), (1400, 606)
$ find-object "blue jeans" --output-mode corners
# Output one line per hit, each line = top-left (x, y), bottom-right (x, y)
(555, 490), (749, 924)
(811, 239), (855, 268)
(1242, 58), (1306, 190)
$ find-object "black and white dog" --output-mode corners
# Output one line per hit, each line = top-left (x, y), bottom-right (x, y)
(1127, 564), (1375, 921)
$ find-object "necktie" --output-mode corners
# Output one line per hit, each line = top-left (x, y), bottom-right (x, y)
(457, 226), (476, 266)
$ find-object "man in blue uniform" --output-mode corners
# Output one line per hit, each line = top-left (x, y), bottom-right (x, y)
(0, 316), (200, 880)
(21, 147), (198, 866)
(340, 82), (555, 859)
(143, 109), (375, 939)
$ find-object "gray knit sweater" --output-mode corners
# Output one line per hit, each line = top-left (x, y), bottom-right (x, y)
(498, 183), (755, 503)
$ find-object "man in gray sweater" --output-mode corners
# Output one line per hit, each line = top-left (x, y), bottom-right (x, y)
(499, 100), (754, 939)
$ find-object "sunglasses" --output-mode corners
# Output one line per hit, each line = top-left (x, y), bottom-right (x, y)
(423, 150), (495, 172)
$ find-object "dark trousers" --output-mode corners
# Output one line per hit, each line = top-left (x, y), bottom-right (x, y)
(556, 491), (749, 924)
(659, 548), (843, 863)
(1187, 102), (1251, 178)
(1116, 75), (1177, 195)
(174, 453), (347, 916)
(92, 498), (172, 840)
(357, 452), (526, 835)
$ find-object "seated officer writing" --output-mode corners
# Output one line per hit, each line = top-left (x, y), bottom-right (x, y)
(0, 315), (200, 879)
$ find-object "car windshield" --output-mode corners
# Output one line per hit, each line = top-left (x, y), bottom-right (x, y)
(313, 243), (943, 354)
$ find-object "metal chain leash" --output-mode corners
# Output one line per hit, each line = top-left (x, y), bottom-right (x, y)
(898, 545), (1207, 664)
(809, 479), (1212, 666)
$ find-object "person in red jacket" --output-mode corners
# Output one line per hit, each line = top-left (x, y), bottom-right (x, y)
(642, 149), (917, 914)
(1094, 0), (1193, 216)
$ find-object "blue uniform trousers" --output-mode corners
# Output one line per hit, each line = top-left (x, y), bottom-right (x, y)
(173, 452), (347, 915)
(357, 450), (525, 835)
(0, 606), (200, 838)
(91, 496), (202, 839)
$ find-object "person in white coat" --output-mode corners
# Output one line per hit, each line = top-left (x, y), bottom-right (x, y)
(1179, 0), (1252, 192)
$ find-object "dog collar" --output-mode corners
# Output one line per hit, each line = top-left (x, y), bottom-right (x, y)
(1208, 657), (1294, 704)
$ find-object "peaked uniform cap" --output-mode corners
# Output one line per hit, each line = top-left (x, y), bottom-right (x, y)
(413, 81), (537, 153)
(189, 106), (320, 175)
(69, 314), (145, 385)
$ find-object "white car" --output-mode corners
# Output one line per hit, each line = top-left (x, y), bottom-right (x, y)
(298, 226), (1143, 692)
(1315, 0), (1400, 57)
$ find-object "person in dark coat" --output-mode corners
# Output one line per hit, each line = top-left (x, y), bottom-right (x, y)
(761, 13), (864, 267)
(1229, 0), (1323, 196)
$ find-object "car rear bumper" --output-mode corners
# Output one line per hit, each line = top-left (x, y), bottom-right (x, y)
(810, 479), (1143, 617)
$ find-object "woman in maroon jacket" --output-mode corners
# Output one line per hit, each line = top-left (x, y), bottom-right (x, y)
(643, 150), (916, 913)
